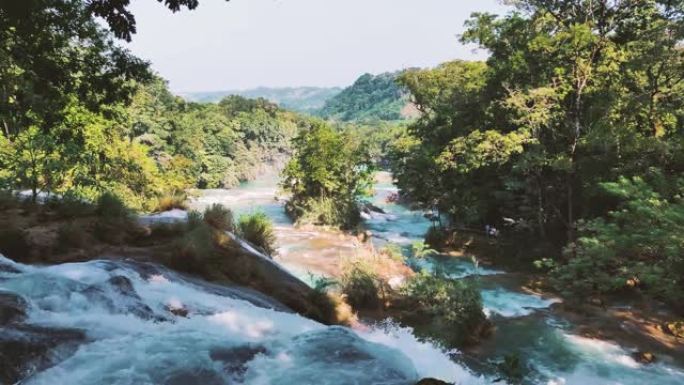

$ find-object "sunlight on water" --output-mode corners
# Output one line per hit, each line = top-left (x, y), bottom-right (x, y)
(482, 288), (560, 318)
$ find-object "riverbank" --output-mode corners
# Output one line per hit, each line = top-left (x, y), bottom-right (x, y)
(435, 232), (684, 370)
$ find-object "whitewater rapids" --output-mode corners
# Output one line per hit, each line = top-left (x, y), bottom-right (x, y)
(0, 255), (486, 385)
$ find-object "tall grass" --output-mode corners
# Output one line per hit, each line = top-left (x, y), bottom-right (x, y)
(339, 260), (381, 309)
(236, 212), (276, 255)
(154, 192), (188, 212)
(203, 204), (234, 231)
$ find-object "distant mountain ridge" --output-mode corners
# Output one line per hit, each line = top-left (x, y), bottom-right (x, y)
(317, 71), (419, 122)
(180, 87), (342, 113)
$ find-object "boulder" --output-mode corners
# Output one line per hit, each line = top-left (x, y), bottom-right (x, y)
(631, 351), (656, 364)
(661, 321), (684, 338)
(0, 292), (27, 325)
(0, 324), (86, 384)
(165, 304), (189, 318)
(416, 378), (451, 385)
(210, 344), (267, 378)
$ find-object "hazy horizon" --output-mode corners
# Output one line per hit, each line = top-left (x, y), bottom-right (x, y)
(123, 0), (509, 93)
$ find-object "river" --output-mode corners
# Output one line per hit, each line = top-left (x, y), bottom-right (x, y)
(191, 172), (684, 385)
(1, 173), (683, 384)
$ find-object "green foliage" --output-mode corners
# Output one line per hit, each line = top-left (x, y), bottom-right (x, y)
(552, 177), (684, 307)
(424, 227), (449, 249)
(187, 210), (204, 230)
(289, 197), (361, 230)
(380, 243), (404, 262)
(203, 204), (234, 232)
(48, 194), (95, 219)
(338, 122), (407, 167)
(170, 221), (216, 275)
(1, 2), (304, 210)
(305, 275), (343, 324)
(339, 261), (381, 309)
(95, 192), (132, 220)
(127, 78), (303, 191)
(236, 212), (277, 255)
(318, 72), (411, 122)
(400, 271), (486, 346)
(388, 1), (684, 309)
(184, 87), (342, 114)
(410, 241), (438, 259)
(93, 192), (135, 244)
(281, 120), (374, 228)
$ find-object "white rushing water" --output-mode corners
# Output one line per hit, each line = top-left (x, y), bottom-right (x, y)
(0, 255), (489, 385)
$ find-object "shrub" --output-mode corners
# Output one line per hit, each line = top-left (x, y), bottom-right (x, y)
(290, 197), (361, 229)
(305, 276), (340, 323)
(400, 272), (487, 347)
(95, 192), (131, 220)
(339, 261), (381, 309)
(49, 193), (95, 219)
(425, 226), (448, 249)
(380, 243), (404, 262)
(411, 241), (438, 259)
(280, 121), (374, 230)
(168, 222), (216, 275)
(663, 321), (684, 338)
(203, 204), (234, 232)
(187, 210), (204, 230)
(57, 222), (87, 250)
(154, 192), (188, 212)
(148, 222), (187, 239)
(236, 212), (276, 255)
(551, 177), (684, 308)
(93, 192), (134, 244)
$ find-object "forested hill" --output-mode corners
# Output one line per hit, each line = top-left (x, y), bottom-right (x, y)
(128, 78), (308, 194)
(181, 87), (342, 113)
(317, 71), (419, 122)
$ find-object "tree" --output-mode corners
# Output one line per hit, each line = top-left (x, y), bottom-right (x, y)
(389, 0), (684, 306)
(318, 72), (410, 122)
(552, 176), (684, 309)
(1, 0), (229, 42)
(281, 120), (374, 228)
(0, 0), (151, 139)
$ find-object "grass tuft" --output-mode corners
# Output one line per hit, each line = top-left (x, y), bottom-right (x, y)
(154, 192), (188, 212)
(236, 212), (276, 255)
(203, 204), (234, 232)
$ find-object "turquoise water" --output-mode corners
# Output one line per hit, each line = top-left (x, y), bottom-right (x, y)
(192, 173), (684, 385)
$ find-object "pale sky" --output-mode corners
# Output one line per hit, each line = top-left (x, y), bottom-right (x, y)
(124, 0), (509, 93)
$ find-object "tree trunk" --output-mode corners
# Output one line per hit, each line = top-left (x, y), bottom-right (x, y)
(537, 177), (546, 239)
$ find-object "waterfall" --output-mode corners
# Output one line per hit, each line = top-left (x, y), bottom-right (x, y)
(0, 255), (488, 385)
